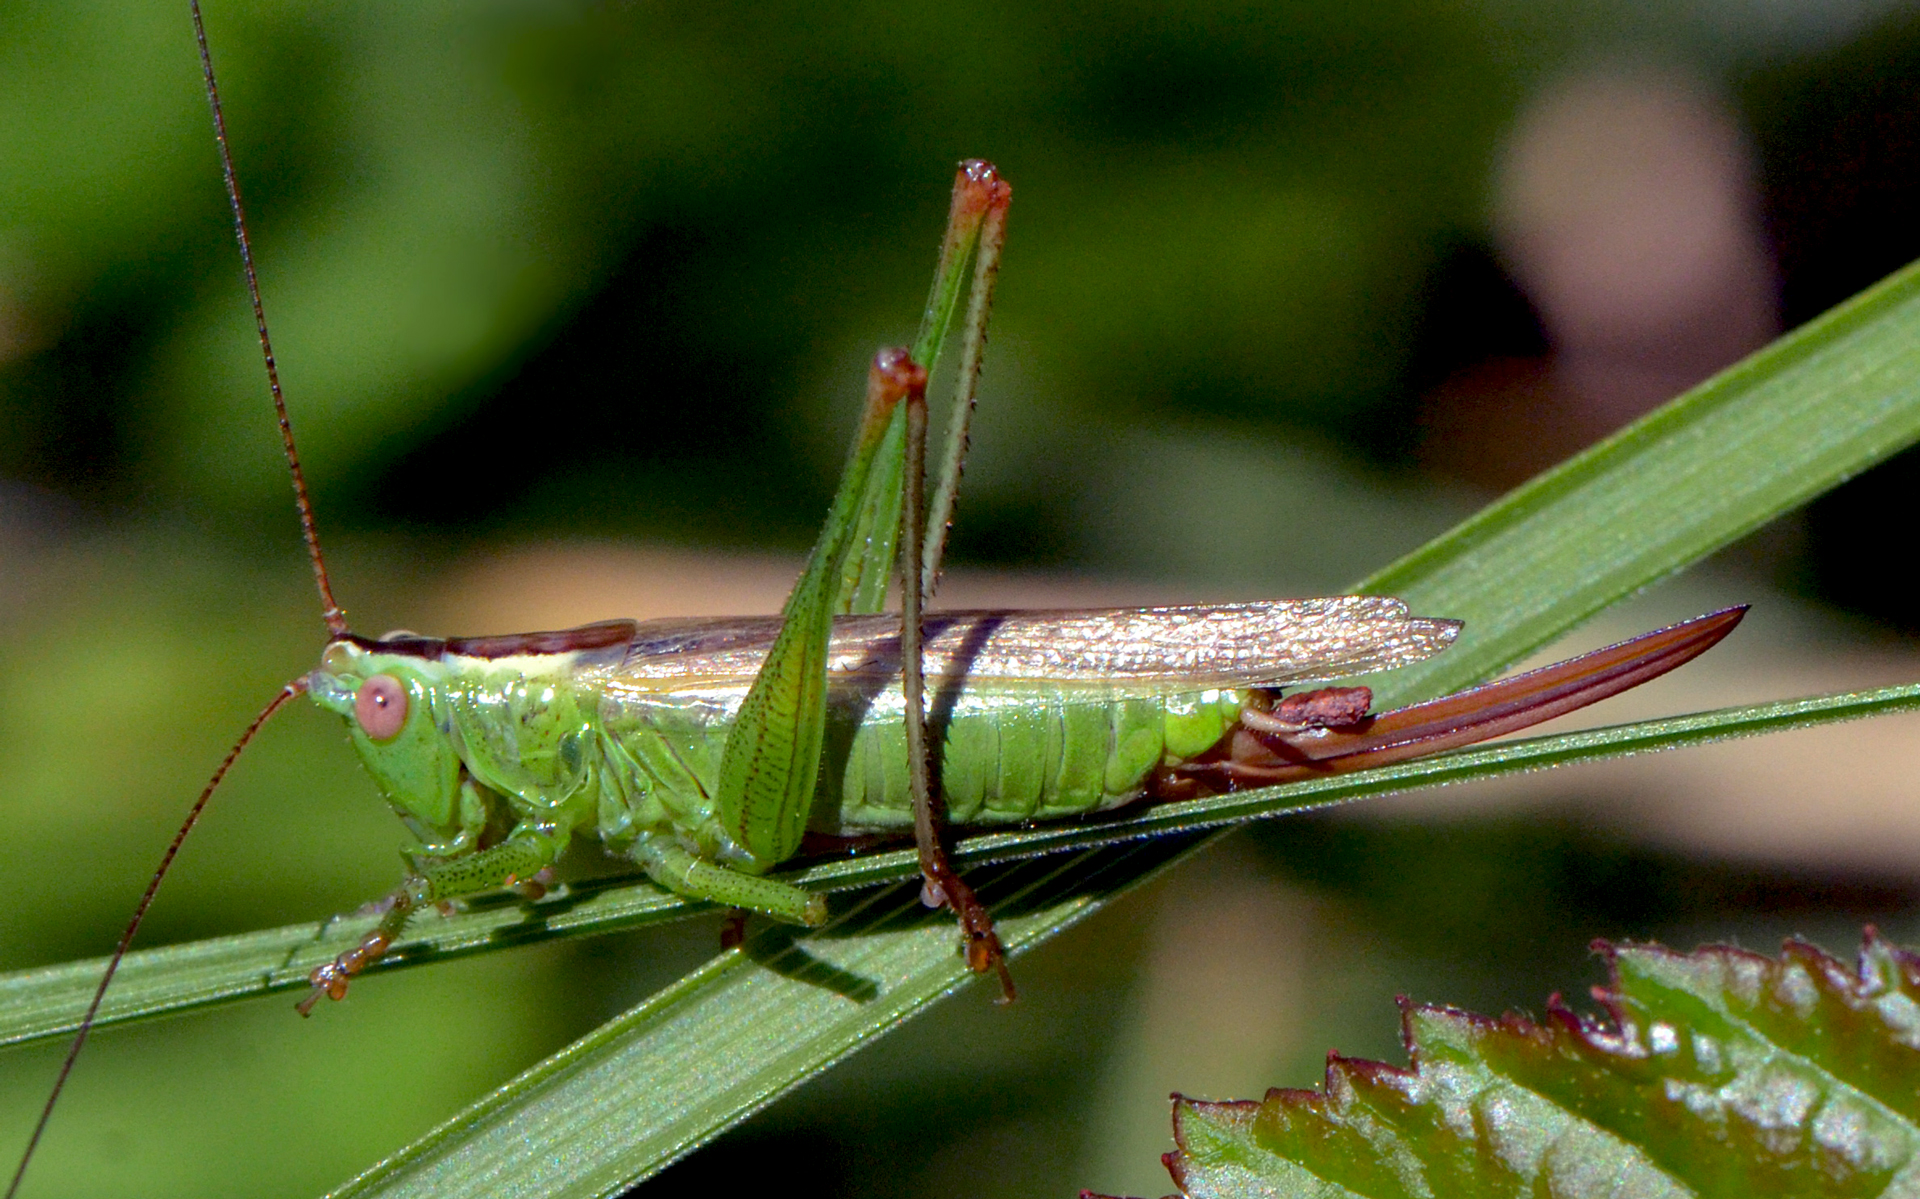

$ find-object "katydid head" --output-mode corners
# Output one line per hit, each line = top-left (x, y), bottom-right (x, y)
(306, 620), (635, 849)
(310, 638), (465, 842)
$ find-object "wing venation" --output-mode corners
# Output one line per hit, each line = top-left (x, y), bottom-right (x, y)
(614, 599), (1459, 693)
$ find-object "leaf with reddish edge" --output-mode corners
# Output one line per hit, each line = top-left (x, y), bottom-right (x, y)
(1161, 930), (1920, 1199)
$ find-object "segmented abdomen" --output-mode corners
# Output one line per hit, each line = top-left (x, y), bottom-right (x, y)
(821, 684), (1245, 832)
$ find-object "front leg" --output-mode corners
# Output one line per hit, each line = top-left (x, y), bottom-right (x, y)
(297, 834), (559, 1014)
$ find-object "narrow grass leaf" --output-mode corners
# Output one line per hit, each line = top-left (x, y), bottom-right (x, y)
(10, 256), (1920, 1196)
(6, 679), (1920, 1051)
(316, 256), (1920, 1197)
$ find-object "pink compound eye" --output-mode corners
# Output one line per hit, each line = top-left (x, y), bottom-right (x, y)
(354, 674), (408, 741)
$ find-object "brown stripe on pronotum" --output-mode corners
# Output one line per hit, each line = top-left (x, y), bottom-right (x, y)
(331, 619), (643, 663)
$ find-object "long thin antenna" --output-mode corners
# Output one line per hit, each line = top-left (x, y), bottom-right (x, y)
(191, 0), (346, 635)
(5, 680), (310, 1199)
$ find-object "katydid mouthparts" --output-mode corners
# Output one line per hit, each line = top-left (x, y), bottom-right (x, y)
(3, 5), (1745, 1195)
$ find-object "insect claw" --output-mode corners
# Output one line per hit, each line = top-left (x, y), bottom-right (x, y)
(295, 989), (324, 1019)
(506, 866), (554, 901)
(296, 962), (348, 1016)
(719, 907), (751, 951)
(929, 869), (1015, 1001)
(970, 929), (1016, 1004)
(988, 957), (1018, 1005)
(520, 866), (557, 900)
(963, 925), (1016, 999)
(297, 924), (398, 1015)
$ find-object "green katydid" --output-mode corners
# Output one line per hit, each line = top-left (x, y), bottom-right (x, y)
(5, 5), (1749, 1194)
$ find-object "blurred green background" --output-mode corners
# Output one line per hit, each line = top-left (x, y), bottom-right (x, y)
(7, 1), (1920, 1196)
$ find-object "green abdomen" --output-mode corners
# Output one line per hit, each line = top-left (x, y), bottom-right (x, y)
(820, 685), (1245, 832)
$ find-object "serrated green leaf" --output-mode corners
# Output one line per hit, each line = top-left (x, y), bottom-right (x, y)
(1164, 930), (1920, 1199)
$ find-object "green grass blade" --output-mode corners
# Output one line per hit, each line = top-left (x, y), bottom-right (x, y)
(320, 702), (1920, 1197)
(1363, 257), (1920, 709)
(10, 254), (1920, 1196)
(6, 677), (1919, 1054)
(316, 254), (1920, 1197)
(329, 839), (1196, 1199)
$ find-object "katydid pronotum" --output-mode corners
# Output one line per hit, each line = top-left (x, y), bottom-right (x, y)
(5, 6), (1748, 1194)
